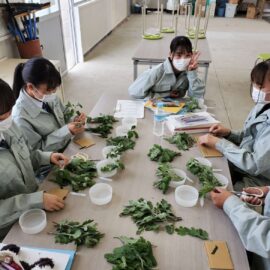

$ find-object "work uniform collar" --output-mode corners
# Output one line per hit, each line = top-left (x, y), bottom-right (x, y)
(17, 89), (44, 118)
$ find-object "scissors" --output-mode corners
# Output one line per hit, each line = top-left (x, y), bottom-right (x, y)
(232, 187), (264, 206)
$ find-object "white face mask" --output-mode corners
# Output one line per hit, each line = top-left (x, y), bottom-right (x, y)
(252, 86), (269, 104)
(172, 58), (191, 71)
(0, 114), (13, 132)
(43, 93), (57, 103)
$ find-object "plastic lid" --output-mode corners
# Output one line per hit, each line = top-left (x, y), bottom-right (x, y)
(89, 183), (113, 205)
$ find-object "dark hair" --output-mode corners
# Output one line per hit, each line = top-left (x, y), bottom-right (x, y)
(12, 57), (61, 99)
(170, 36), (192, 55)
(0, 78), (15, 115)
(251, 59), (270, 88)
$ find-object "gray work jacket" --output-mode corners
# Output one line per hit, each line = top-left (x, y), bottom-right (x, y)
(128, 58), (205, 99)
(0, 123), (51, 240)
(224, 193), (270, 270)
(12, 90), (72, 152)
(216, 103), (270, 185)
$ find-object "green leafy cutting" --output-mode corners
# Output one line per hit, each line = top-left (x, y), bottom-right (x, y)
(85, 114), (118, 138)
(51, 219), (104, 248)
(101, 160), (125, 172)
(186, 158), (222, 198)
(50, 168), (96, 192)
(104, 236), (158, 270)
(175, 226), (209, 240)
(64, 102), (83, 123)
(50, 158), (97, 191)
(120, 198), (182, 234)
(106, 129), (139, 153)
(154, 163), (183, 194)
(183, 97), (200, 112)
(165, 133), (196, 151)
(148, 144), (181, 163)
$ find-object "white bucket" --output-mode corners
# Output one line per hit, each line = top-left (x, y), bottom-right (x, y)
(225, 3), (238, 18)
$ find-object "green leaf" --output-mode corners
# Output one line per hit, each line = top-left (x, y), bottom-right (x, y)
(175, 226), (209, 240)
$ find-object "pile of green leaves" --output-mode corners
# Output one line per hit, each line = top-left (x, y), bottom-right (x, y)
(64, 102), (83, 123)
(120, 198), (182, 234)
(186, 158), (222, 198)
(148, 144), (181, 163)
(175, 226), (209, 240)
(85, 114), (118, 138)
(184, 97), (200, 112)
(52, 219), (104, 248)
(165, 133), (195, 151)
(50, 158), (97, 191)
(106, 129), (139, 153)
(51, 168), (96, 192)
(154, 163), (184, 194)
(101, 160), (125, 172)
(104, 236), (157, 270)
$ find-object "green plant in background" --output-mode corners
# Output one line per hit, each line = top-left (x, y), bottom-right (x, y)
(85, 123), (114, 138)
(120, 198), (182, 234)
(154, 163), (184, 194)
(64, 102), (83, 123)
(104, 236), (158, 270)
(186, 158), (222, 198)
(165, 133), (196, 151)
(87, 114), (118, 125)
(175, 226), (209, 240)
(51, 219), (104, 248)
(148, 144), (181, 163)
(184, 97), (200, 112)
(106, 129), (139, 153)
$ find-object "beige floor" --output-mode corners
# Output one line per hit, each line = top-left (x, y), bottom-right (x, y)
(63, 14), (270, 130)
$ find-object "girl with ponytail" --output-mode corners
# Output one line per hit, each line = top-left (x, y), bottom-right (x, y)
(12, 57), (86, 153)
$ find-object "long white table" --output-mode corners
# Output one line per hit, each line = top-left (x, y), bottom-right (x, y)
(132, 34), (212, 85)
(4, 94), (249, 269)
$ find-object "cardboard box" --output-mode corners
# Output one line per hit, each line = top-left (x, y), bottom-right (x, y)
(246, 4), (258, 19)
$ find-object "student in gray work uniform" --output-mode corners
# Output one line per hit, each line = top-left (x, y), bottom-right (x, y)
(128, 36), (205, 99)
(0, 79), (68, 240)
(199, 60), (270, 190)
(12, 57), (86, 153)
(211, 186), (270, 270)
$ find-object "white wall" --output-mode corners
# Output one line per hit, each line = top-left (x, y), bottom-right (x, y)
(74, 0), (128, 56)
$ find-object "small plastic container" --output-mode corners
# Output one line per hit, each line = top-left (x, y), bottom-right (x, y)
(214, 173), (229, 188)
(19, 209), (47, 234)
(116, 125), (130, 137)
(175, 185), (199, 207)
(195, 157), (212, 167)
(89, 183), (113, 205)
(169, 169), (187, 188)
(225, 3), (237, 18)
(102, 146), (120, 161)
(122, 117), (137, 129)
(96, 159), (118, 178)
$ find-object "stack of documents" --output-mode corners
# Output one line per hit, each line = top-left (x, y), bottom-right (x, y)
(114, 100), (145, 119)
(166, 112), (220, 134)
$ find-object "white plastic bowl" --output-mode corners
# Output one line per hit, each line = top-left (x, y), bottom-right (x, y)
(102, 146), (120, 161)
(96, 159), (118, 178)
(175, 185), (199, 207)
(214, 173), (229, 188)
(89, 183), (113, 205)
(122, 117), (137, 129)
(115, 125), (130, 137)
(19, 209), (47, 234)
(169, 169), (187, 188)
(195, 157), (212, 167)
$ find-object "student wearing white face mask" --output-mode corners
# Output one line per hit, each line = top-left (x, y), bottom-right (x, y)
(0, 79), (68, 240)
(12, 57), (86, 153)
(198, 60), (270, 190)
(128, 36), (205, 99)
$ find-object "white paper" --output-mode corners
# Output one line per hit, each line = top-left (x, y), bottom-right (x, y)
(0, 244), (70, 270)
(114, 100), (145, 119)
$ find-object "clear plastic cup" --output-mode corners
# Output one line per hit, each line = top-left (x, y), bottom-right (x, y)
(89, 183), (113, 205)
